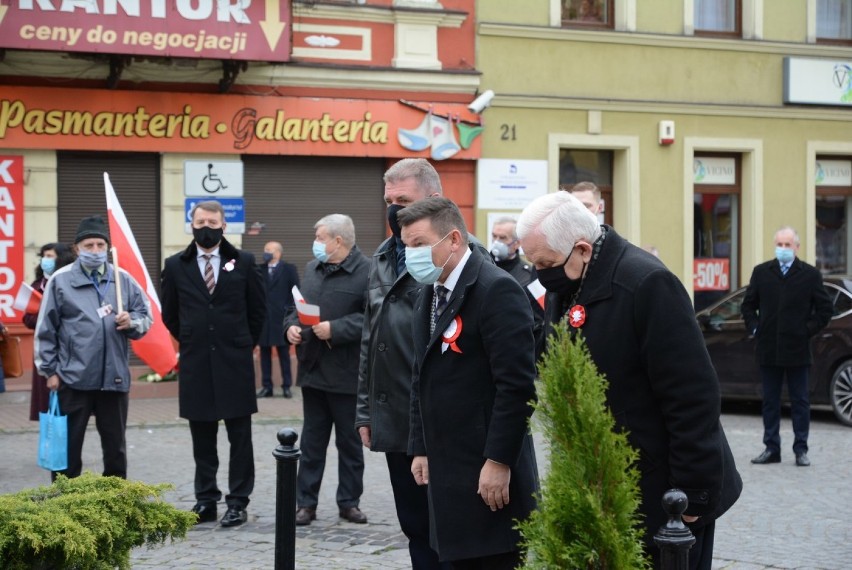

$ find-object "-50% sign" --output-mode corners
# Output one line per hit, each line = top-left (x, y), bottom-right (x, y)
(694, 258), (730, 291)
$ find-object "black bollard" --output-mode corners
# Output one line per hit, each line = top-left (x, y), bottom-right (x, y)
(653, 489), (696, 570)
(273, 428), (301, 570)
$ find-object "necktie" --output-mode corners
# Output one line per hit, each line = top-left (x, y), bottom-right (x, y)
(430, 285), (449, 335)
(781, 264), (789, 276)
(202, 254), (215, 294)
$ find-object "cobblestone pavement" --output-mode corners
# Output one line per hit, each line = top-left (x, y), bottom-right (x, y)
(1, 390), (850, 569)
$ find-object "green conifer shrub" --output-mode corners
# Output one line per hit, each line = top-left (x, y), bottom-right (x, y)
(519, 324), (650, 569)
(0, 472), (196, 570)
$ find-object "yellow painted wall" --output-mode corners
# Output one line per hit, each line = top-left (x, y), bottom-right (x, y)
(763, 3), (807, 43)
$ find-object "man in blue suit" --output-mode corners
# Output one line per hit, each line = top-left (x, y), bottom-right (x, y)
(257, 241), (299, 398)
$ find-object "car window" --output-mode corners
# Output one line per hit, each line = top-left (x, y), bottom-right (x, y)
(708, 291), (745, 324)
(826, 282), (852, 318)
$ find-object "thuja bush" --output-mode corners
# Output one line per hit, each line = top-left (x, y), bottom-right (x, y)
(0, 472), (196, 570)
(519, 324), (649, 569)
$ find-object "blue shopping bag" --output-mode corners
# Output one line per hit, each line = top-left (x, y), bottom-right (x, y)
(38, 391), (68, 471)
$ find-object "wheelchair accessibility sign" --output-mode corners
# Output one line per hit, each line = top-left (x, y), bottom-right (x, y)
(184, 160), (244, 197)
(185, 198), (245, 235)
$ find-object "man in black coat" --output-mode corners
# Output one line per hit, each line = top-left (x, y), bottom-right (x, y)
(161, 200), (266, 528)
(257, 240), (299, 399)
(518, 191), (741, 570)
(741, 226), (832, 467)
(400, 198), (539, 569)
(285, 214), (370, 527)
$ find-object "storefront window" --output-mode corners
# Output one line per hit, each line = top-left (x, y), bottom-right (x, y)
(693, 154), (740, 311)
(561, 0), (614, 28)
(695, 0), (740, 36)
(817, 0), (852, 42)
(816, 157), (852, 274)
(558, 148), (613, 225)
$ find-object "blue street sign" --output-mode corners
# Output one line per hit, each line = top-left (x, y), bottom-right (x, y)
(185, 198), (246, 234)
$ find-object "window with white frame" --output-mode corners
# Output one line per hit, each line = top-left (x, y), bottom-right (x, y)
(562, 0), (614, 28)
(695, 0), (741, 35)
(817, 0), (852, 42)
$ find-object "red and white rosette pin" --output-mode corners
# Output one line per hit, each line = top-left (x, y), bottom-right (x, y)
(567, 305), (586, 328)
(441, 315), (463, 354)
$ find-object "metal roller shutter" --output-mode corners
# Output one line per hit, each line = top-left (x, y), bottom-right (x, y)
(242, 156), (386, 276)
(57, 152), (161, 286)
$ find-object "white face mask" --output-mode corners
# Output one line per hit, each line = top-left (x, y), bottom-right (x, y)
(404, 232), (453, 284)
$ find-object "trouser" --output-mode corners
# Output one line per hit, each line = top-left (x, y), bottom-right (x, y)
(53, 387), (129, 480)
(385, 452), (451, 570)
(450, 551), (522, 570)
(297, 386), (363, 509)
(260, 345), (292, 389)
(760, 365), (810, 455)
(189, 415), (254, 508)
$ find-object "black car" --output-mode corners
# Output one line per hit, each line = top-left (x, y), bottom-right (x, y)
(696, 277), (852, 427)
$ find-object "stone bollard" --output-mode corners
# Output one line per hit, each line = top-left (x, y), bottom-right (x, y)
(653, 489), (696, 570)
(272, 428), (301, 570)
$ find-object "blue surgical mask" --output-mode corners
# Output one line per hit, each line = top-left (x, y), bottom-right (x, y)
(262, 252), (274, 263)
(775, 247), (795, 265)
(405, 232), (453, 284)
(313, 240), (339, 264)
(40, 257), (56, 275)
(79, 251), (107, 271)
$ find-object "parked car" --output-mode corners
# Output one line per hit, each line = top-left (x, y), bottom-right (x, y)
(696, 277), (852, 427)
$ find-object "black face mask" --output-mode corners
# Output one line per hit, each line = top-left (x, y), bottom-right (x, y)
(387, 204), (405, 238)
(537, 248), (584, 297)
(193, 226), (224, 249)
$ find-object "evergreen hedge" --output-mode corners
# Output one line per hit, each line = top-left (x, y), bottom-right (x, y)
(0, 472), (196, 570)
(519, 324), (650, 569)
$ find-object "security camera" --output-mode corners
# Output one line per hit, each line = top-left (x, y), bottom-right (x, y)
(467, 90), (495, 114)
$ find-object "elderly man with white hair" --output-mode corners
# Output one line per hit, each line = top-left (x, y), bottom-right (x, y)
(517, 191), (742, 570)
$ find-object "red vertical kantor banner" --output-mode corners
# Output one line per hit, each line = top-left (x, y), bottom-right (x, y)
(0, 156), (24, 322)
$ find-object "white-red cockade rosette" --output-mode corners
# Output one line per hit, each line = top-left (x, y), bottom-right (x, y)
(567, 304), (586, 328)
(440, 315), (463, 354)
(223, 259), (236, 272)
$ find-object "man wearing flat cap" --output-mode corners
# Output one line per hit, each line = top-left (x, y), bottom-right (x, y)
(35, 215), (152, 480)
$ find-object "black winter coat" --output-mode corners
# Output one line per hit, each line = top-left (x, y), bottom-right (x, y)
(258, 261), (299, 347)
(409, 249), (538, 562)
(161, 238), (266, 422)
(543, 228), (742, 560)
(741, 257), (832, 367)
(284, 247), (369, 395)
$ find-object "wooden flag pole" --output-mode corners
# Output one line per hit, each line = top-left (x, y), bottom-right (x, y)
(111, 246), (124, 314)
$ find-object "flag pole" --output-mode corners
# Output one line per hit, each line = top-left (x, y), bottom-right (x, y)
(111, 246), (124, 313)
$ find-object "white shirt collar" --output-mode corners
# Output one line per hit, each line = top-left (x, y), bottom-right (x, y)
(197, 245), (220, 258)
(437, 247), (472, 294)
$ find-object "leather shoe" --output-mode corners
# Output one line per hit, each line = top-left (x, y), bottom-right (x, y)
(190, 503), (217, 524)
(751, 450), (781, 464)
(256, 387), (273, 398)
(220, 505), (247, 527)
(282, 387), (292, 399)
(339, 506), (368, 524)
(295, 507), (316, 526)
(796, 453), (811, 467)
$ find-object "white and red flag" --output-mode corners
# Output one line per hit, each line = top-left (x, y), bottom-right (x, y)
(13, 282), (42, 314)
(105, 172), (178, 376)
(527, 279), (546, 310)
(291, 285), (321, 326)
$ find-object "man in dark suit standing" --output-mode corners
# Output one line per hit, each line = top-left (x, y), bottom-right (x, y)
(161, 200), (266, 528)
(257, 240), (299, 399)
(741, 226), (832, 467)
(399, 197), (539, 569)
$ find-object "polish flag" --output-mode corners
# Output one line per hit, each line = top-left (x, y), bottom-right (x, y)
(527, 279), (546, 310)
(105, 173), (178, 376)
(13, 282), (42, 314)
(291, 285), (321, 326)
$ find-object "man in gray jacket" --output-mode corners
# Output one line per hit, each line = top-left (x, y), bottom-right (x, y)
(35, 216), (152, 480)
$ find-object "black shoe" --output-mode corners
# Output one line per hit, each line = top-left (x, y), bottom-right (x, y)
(295, 507), (316, 526)
(751, 450), (781, 464)
(220, 506), (248, 527)
(256, 387), (273, 398)
(339, 506), (368, 524)
(795, 453), (811, 467)
(191, 503), (217, 524)
(282, 387), (292, 399)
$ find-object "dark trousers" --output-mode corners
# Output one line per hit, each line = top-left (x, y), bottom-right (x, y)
(54, 387), (129, 480)
(450, 551), (522, 570)
(297, 386), (364, 509)
(189, 415), (254, 508)
(386, 452), (451, 570)
(260, 345), (292, 390)
(760, 365), (810, 455)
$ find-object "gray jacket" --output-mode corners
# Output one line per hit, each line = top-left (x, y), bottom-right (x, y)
(355, 235), (491, 452)
(35, 260), (152, 392)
